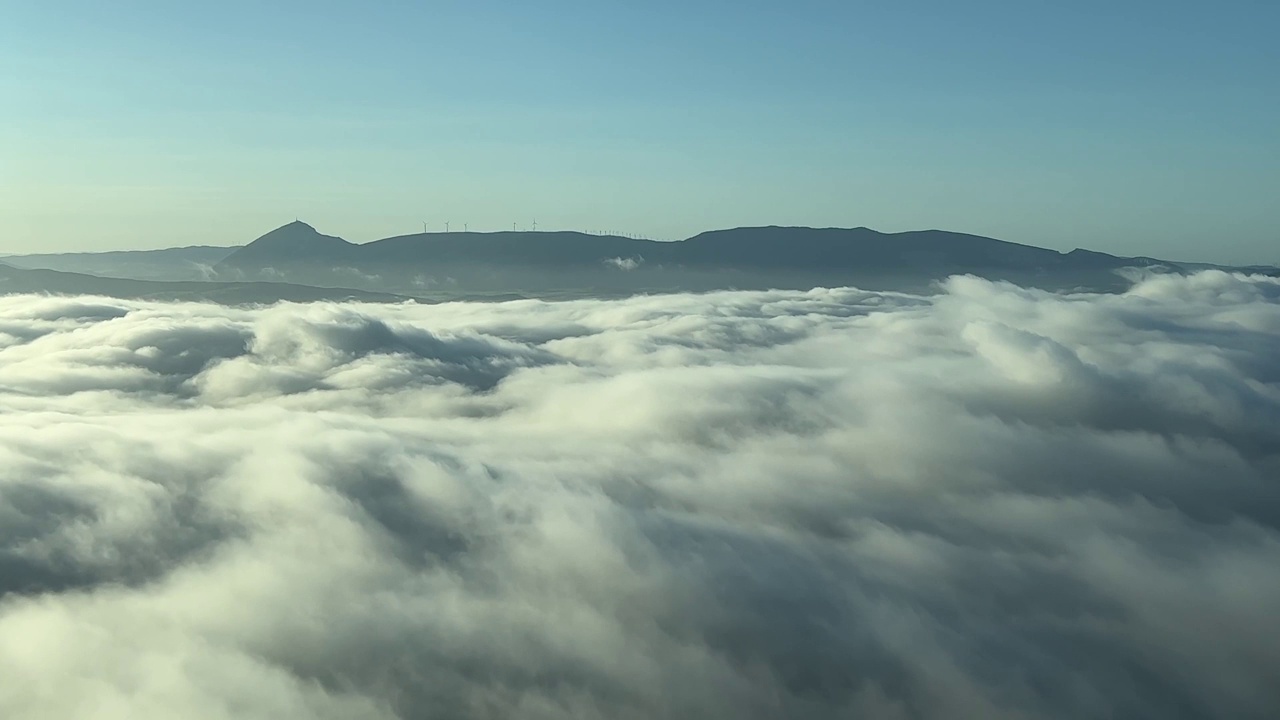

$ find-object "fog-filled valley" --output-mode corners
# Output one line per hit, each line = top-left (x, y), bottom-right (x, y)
(10, 0), (1278, 715)
(2, 270), (1278, 719)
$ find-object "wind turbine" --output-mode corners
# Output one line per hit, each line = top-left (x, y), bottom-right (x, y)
(532, 219), (538, 232)
(445, 221), (450, 233)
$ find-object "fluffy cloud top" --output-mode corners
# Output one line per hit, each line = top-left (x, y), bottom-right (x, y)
(1, 271), (1279, 719)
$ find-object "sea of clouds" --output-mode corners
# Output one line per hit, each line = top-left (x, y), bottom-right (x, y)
(1, 271), (1279, 720)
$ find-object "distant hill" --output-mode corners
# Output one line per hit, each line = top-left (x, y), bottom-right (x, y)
(212, 222), (1191, 295)
(211, 221), (351, 269)
(6, 246), (237, 281)
(0, 264), (408, 305)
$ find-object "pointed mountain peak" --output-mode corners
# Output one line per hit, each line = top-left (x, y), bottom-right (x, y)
(256, 220), (320, 238)
(245, 220), (350, 247)
(216, 221), (354, 269)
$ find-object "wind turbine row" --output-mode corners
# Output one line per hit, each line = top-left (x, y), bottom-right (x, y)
(417, 221), (540, 233)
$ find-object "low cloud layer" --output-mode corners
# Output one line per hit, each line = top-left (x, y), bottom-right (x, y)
(604, 256), (644, 271)
(1, 271), (1279, 719)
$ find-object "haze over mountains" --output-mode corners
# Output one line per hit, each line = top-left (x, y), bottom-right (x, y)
(0, 263), (407, 304)
(2, 246), (234, 282)
(5, 221), (1276, 303)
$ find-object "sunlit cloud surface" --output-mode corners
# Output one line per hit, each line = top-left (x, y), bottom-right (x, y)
(1, 271), (1279, 719)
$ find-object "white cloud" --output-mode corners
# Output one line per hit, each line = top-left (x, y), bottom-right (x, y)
(1, 272), (1279, 718)
(603, 256), (644, 271)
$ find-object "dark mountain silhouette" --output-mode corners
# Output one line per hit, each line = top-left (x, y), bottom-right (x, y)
(8, 222), (1273, 303)
(0, 264), (407, 305)
(213, 223), (1193, 295)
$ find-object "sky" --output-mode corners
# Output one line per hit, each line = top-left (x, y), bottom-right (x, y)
(2, 0), (1277, 263)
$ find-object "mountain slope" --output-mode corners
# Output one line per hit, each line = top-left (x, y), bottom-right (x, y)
(6, 246), (238, 281)
(0, 264), (408, 305)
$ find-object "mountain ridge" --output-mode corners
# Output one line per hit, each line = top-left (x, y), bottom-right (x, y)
(7, 222), (1275, 301)
(212, 222), (1192, 295)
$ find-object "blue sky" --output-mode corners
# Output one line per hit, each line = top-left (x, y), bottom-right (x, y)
(2, 0), (1277, 263)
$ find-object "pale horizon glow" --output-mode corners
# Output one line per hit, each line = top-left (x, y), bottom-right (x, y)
(2, 1), (1277, 264)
